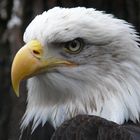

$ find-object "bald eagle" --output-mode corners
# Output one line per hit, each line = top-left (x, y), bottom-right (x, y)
(11, 7), (140, 140)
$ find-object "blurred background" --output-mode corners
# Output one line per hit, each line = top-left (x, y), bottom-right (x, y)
(0, 0), (140, 139)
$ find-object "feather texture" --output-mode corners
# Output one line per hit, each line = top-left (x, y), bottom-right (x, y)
(21, 7), (140, 132)
(52, 115), (140, 140)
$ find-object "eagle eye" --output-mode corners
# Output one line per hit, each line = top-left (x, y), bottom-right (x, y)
(63, 39), (84, 54)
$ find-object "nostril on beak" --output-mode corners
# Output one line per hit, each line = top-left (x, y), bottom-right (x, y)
(33, 50), (40, 55)
(32, 49), (42, 59)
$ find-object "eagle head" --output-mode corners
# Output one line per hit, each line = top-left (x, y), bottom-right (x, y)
(11, 7), (140, 130)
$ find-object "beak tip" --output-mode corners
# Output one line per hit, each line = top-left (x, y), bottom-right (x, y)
(14, 90), (20, 97)
(12, 83), (20, 97)
(15, 92), (20, 97)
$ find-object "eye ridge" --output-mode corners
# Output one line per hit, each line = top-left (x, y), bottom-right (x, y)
(64, 39), (84, 54)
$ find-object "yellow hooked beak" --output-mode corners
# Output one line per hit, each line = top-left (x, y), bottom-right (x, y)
(11, 40), (75, 97)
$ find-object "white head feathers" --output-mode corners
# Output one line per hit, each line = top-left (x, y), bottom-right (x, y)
(22, 7), (140, 131)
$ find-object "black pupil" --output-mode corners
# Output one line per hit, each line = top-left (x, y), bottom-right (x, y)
(70, 41), (78, 48)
